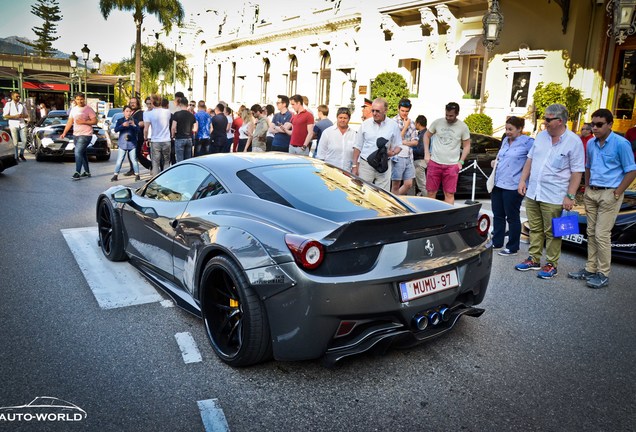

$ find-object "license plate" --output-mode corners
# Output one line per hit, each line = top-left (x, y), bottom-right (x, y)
(399, 269), (459, 302)
(562, 234), (584, 244)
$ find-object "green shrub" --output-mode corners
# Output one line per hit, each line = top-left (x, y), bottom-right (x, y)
(533, 82), (592, 119)
(370, 72), (409, 118)
(464, 113), (493, 135)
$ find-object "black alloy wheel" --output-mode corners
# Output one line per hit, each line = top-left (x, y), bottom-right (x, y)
(201, 256), (272, 367)
(97, 199), (127, 262)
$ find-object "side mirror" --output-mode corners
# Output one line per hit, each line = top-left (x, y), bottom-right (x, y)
(112, 188), (132, 203)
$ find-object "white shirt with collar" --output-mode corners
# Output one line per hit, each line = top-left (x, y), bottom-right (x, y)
(316, 124), (357, 171)
(353, 117), (401, 160)
(3, 100), (26, 128)
(525, 129), (584, 204)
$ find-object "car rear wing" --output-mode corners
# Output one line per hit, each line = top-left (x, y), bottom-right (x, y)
(323, 204), (482, 252)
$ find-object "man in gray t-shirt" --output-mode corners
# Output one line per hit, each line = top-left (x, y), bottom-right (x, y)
(423, 102), (470, 204)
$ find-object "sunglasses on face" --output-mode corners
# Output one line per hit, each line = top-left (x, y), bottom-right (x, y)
(591, 121), (607, 128)
(371, 109), (382, 113)
(544, 117), (560, 122)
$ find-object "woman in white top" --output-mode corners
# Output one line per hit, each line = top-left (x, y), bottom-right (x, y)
(237, 109), (254, 152)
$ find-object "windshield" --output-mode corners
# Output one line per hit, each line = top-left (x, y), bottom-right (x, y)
(238, 162), (412, 221)
(42, 115), (68, 126)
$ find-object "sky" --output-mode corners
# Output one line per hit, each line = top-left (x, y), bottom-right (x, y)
(0, 0), (203, 63)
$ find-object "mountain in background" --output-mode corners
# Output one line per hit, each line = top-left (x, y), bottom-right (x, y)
(0, 36), (68, 58)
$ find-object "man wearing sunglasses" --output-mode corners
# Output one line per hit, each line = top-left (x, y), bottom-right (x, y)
(515, 103), (585, 280)
(568, 109), (636, 288)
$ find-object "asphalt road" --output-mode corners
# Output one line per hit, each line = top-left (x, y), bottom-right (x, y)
(0, 154), (634, 432)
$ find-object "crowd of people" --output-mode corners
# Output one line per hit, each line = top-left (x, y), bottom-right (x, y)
(20, 88), (636, 288)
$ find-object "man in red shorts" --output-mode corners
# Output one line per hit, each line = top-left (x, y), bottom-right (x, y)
(423, 102), (471, 204)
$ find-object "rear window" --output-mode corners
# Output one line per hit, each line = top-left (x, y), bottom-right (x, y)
(238, 163), (411, 221)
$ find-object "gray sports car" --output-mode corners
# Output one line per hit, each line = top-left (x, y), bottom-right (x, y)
(96, 153), (492, 366)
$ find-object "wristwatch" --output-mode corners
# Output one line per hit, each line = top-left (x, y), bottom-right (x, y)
(566, 193), (575, 200)
(351, 164), (358, 168)
(459, 160), (465, 165)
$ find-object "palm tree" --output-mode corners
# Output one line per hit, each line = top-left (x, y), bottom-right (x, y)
(99, 0), (184, 96)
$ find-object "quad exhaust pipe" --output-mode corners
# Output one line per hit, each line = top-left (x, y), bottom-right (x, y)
(412, 305), (453, 331)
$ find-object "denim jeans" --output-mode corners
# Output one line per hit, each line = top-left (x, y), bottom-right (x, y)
(9, 126), (26, 157)
(491, 186), (524, 252)
(195, 138), (210, 156)
(74, 135), (91, 174)
(151, 141), (171, 176)
(115, 148), (139, 174)
(174, 138), (192, 162)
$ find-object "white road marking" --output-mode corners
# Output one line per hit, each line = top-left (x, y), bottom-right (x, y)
(198, 399), (230, 432)
(175, 332), (203, 364)
(61, 227), (163, 309)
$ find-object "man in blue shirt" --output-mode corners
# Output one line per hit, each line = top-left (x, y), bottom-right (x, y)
(269, 95), (292, 152)
(568, 108), (636, 288)
(194, 101), (212, 156)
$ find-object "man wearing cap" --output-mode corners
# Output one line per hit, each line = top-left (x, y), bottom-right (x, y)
(424, 101), (471, 204)
(361, 98), (372, 121)
(351, 97), (402, 190)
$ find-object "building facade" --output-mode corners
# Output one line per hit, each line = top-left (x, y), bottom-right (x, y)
(178, 0), (635, 133)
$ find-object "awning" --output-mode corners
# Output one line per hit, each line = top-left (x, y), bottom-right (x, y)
(23, 81), (70, 91)
(456, 35), (485, 56)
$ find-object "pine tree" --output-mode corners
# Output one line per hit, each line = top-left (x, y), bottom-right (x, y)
(19, 0), (62, 57)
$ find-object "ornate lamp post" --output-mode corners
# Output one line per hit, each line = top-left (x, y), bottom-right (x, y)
(482, 0), (504, 52)
(130, 72), (136, 98)
(69, 51), (79, 95)
(16, 62), (24, 100)
(158, 69), (166, 96)
(348, 71), (357, 114)
(80, 44), (90, 95)
(608, 0), (636, 44)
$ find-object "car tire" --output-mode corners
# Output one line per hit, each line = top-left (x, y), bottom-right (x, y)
(97, 153), (111, 162)
(35, 150), (45, 161)
(201, 255), (272, 367)
(97, 198), (128, 262)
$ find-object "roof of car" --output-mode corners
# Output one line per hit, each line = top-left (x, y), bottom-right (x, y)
(47, 110), (68, 117)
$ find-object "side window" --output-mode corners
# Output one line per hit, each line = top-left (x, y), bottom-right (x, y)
(193, 174), (227, 199)
(143, 165), (209, 202)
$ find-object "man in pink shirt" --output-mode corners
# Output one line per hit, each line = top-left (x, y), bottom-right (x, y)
(285, 94), (314, 155)
(61, 93), (97, 180)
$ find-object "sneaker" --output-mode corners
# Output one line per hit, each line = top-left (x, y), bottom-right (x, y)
(134, 174), (141, 181)
(567, 268), (595, 280)
(515, 257), (541, 271)
(81, 172), (91, 178)
(491, 244), (503, 250)
(586, 272), (609, 289)
(123, 170), (134, 177)
(537, 263), (558, 279)
(71, 172), (80, 180)
(498, 248), (518, 256)
(110, 174), (118, 182)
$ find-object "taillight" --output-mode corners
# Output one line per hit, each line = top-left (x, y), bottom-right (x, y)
(285, 234), (325, 270)
(477, 213), (490, 236)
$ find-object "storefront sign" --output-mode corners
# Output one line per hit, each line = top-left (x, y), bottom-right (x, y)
(22, 82), (70, 92)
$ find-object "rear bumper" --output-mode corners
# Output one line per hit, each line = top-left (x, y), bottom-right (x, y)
(261, 245), (492, 363)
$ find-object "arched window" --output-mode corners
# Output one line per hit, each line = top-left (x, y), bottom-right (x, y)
(289, 56), (298, 95)
(262, 59), (270, 104)
(319, 51), (331, 105)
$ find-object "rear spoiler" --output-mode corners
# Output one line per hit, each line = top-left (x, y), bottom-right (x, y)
(323, 204), (482, 252)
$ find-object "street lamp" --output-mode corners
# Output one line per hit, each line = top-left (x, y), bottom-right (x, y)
(81, 44), (90, 95)
(608, 0), (636, 44)
(16, 62), (24, 100)
(69, 51), (79, 95)
(158, 69), (166, 96)
(482, 0), (504, 52)
(92, 54), (102, 73)
(348, 71), (357, 114)
(130, 72), (136, 98)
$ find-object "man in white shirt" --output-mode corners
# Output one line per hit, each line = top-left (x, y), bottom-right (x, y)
(351, 98), (402, 191)
(515, 103), (585, 279)
(2, 91), (29, 161)
(143, 94), (172, 176)
(316, 107), (357, 171)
